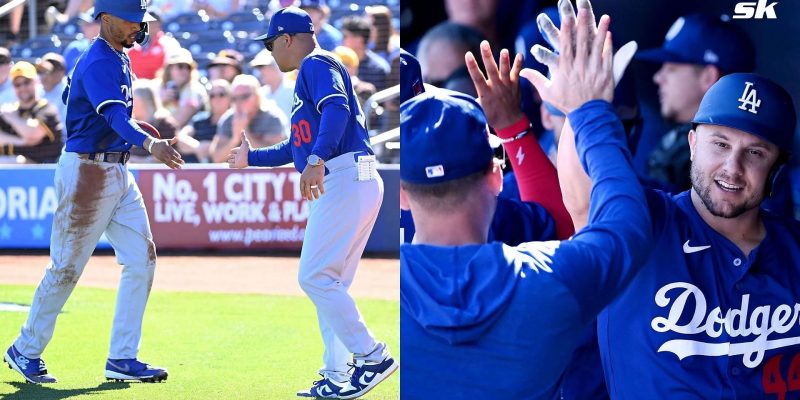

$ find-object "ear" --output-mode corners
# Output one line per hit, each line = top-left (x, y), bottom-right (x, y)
(400, 184), (411, 211)
(699, 65), (721, 92)
(488, 161), (503, 196)
(688, 128), (697, 162)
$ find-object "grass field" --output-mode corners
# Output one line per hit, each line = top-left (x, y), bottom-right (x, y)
(0, 285), (400, 400)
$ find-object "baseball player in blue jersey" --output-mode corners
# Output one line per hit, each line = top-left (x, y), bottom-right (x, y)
(548, 9), (800, 397)
(228, 7), (396, 399)
(3, 0), (182, 385)
(401, 8), (653, 398)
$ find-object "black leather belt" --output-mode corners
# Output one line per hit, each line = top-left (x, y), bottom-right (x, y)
(78, 151), (130, 164)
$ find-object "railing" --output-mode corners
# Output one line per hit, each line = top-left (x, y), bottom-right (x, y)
(0, 0), (37, 40)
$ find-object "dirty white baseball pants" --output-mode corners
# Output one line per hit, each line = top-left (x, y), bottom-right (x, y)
(298, 152), (384, 383)
(13, 152), (156, 360)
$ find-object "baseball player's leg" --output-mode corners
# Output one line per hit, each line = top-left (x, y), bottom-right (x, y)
(14, 154), (123, 358)
(103, 170), (156, 360)
(298, 162), (384, 358)
(316, 312), (352, 382)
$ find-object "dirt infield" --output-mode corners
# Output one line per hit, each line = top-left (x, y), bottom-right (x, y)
(0, 254), (399, 300)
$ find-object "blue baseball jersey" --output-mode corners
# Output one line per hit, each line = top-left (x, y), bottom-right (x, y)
(401, 101), (653, 399)
(289, 49), (372, 171)
(599, 189), (800, 399)
(62, 39), (145, 153)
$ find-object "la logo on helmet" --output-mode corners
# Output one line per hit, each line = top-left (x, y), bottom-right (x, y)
(140, 0), (146, 10)
(737, 82), (761, 114)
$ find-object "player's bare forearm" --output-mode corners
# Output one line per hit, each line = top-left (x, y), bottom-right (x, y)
(557, 120), (591, 230)
(0, 131), (26, 146)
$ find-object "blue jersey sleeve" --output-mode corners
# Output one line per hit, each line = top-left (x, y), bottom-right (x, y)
(312, 102), (349, 161)
(544, 100), (653, 322)
(489, 197), (556, 245)
(101, 104), (149, 147)
(249, 139), (293, 167)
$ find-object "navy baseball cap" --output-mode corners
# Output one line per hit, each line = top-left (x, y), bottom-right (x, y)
(692, 73), (796, 151)
(401, 90), (494, 184)
(93, 0), (155, 23)
(636, 14), (755, 74)
(400, 49), (424, 104)
(255, 7), (314, 42)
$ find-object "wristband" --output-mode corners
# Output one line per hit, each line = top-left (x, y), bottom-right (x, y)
(147, 138), (156, 153)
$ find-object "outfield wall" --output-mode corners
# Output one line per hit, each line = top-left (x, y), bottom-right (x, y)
(0, 164), (400, 253)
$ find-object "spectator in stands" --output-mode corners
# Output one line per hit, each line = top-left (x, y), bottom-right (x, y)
(341, 15), (391, 91)
(298, 0), (342, 52)
(129, 80), (180, 163)
(62, 12), (100, 75)
(3, 1), (23, 44)
(0, 62), (63, 163)
(35, 53), (68, 134)
(177, 79), (232, 163)
(365, 5), (399, 65)
(192, 0), (241, 19)
(0, 48), (15, 106)
(333, 46), (375, 110)
(417, 22), (485, 97)
(45, 0), (94, 28)
(207, 49), (244, 83)
(150, 0), (194, 21)
(209, 74), (287, 163)
(129, 11), (181, 80)
(444, 0), (499, 45)
(159, 48), (208, 128)
(250, 49), (294, 119)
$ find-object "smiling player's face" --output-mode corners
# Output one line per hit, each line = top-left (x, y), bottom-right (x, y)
(689, 124), (779, 219)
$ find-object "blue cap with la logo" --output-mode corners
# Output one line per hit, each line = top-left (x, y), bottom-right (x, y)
(692, 73), (796, 151)
(93, 0), (155, 23)
(255, 7), (314, 42)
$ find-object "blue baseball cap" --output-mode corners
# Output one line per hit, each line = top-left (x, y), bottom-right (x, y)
(692, 73), (796, 151)
(93, 0), (155, 23)
(401, 90), (494, 184)
(400, 49), (424, 104)
(636, 14), (755, 74)
(255, 7), (314, 42)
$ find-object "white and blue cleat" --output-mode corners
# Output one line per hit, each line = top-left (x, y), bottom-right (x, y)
(4, 345), (58, 384)
(105, 358), (168, 383)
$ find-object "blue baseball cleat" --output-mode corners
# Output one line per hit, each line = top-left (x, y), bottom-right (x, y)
(341, 344), (398, 399)
(296, 376), (358, 398)
(105, 358), (168, 382)
(4, 345), (58, 384)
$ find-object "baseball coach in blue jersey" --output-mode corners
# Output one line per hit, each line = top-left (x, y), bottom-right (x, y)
(4, 0), (182, 385)
(400, 7), (653, 398)
(228, 7), (397, 399)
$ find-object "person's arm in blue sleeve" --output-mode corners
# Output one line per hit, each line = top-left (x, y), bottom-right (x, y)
(100, 103), (148, 147)
(310, 102), (349, 160)
(528, 100), (652, 322)
(248, 139), (293, 167)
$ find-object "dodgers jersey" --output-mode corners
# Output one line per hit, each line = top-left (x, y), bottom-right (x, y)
(62, 38), (142, 153)
(289, 49), (372, 171)
(599, 189), (800, 399)
(401, 101), (653, 399)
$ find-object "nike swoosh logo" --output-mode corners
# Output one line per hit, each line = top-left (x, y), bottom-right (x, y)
(683, 240), (711, 254)
(359, 371), (377, 386)
(319, 385), (334, 396)
(108, 361), (130, 373)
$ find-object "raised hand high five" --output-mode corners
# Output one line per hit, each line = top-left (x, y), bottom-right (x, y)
(521, 0), (614, 114)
